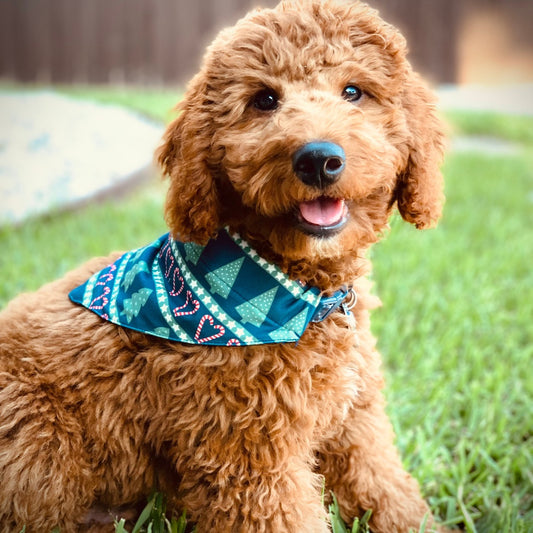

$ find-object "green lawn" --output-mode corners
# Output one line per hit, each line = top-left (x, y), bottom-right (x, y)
(1, 87), (532, 532)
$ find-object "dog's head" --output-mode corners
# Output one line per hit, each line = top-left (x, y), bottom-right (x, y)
(158, 0), (445, 263)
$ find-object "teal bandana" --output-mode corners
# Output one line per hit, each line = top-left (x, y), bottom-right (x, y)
(69, 229), (327, 346)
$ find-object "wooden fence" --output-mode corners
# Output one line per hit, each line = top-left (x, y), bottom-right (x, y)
(0, 0), (265, 85)
(0, 0), (530, 86)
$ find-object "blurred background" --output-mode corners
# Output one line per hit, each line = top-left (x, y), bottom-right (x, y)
(1, 0), (532, 86)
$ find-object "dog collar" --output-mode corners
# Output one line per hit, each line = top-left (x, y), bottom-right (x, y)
(70, 229), (354, 346)
(311, 285), (356, 323)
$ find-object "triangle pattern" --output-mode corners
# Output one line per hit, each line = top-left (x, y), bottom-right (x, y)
(236, 287), (278, 327)
(268, 308), (309, 342)
(205, 257), (245, 298)
(183, 242), (204, 265)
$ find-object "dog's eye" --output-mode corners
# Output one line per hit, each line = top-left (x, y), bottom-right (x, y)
(252, 89), (279, 111)
(342, 85), (363, 103)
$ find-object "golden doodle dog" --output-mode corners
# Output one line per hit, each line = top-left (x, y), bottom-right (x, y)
(0, 0), (447, 531)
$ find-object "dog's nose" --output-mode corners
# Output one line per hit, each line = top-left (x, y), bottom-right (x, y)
(292, 142), (345, 188)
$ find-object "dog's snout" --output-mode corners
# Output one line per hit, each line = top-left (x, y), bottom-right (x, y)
(292, 142), (346, 188)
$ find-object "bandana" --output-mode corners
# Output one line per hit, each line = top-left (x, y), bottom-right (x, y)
(69, 229), (331, 346)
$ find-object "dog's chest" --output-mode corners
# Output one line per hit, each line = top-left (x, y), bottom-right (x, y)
(308, 342), (361, 437)
(147, 325), (361, 453)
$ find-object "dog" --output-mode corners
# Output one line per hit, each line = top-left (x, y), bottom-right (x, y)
(0, 0), (447, 531)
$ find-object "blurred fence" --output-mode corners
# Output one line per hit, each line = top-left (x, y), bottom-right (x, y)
(0, 0), (531, 86)
(0, 0), (265, 85)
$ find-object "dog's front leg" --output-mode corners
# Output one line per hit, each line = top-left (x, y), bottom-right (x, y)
(174, 450), (329, 533)
(318, 392), (440, 533)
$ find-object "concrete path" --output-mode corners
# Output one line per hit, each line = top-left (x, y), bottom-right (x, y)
(0, 90), (163, 225)
(437, 83), (533, 116)
(437, 84), (532, 155)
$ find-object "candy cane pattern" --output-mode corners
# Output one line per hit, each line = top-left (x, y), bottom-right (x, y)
(96, 264), (116, 286)
(226, 339), (241, 346)
(89, 286), (111, 311)
(173, 290), (200, 317)
(194, 314), (225, 344)
(160, 241), (185, 296)
(169, 271), (185, 297)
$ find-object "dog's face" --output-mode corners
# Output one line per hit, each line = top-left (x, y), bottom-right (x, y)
(159, 0), (445, 262)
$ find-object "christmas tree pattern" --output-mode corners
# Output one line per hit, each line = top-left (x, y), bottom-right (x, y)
(121, 261), (149, 291)
(205, 257), (245, 299)
(235, 287), (278, 328)
(268, 308), (308, 342)
(120, 288), (153, 323)
(131, 246), (145, 263)
(183, 242), (204, 265)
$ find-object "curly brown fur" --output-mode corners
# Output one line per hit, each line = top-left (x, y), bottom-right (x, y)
(0, 1), (446, 531)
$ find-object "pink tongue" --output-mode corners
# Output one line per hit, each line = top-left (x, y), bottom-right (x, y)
(299, 198), (345, 226)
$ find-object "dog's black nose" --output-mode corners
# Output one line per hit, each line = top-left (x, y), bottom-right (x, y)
(292, 142), (345, 188)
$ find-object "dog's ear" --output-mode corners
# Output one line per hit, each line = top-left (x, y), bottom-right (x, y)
(343, 2), (445, 229)
(395, 72), (446, 229)
(157, 77), (221, 244)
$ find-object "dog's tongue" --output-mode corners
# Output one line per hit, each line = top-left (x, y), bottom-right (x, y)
(299, 198), (345, 226)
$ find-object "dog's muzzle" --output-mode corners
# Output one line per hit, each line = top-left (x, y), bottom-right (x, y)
(291, 142), (349, 237)
(292, 141), (345, 189)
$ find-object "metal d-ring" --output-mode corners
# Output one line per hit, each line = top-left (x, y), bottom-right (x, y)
(343, 287), (357, 310)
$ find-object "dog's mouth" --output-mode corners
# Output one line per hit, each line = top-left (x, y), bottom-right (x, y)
(296, 197), (349, 237)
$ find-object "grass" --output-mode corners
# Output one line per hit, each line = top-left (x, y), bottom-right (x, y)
(1, 86), (532, 532)
(58, 85), (181, 124)
(371, 149), (533, 531)
(113, 493), (192, 533)
(446, 110), (533, 145)
(369, 111), (533, 531)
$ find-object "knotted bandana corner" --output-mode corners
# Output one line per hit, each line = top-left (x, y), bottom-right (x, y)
(69, 229), (324, 346)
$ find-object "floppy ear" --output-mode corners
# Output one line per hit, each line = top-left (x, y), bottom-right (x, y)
(395, 72), (446, 229)
(157, 76), (221, 244)
(343, 1), (445, 229)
